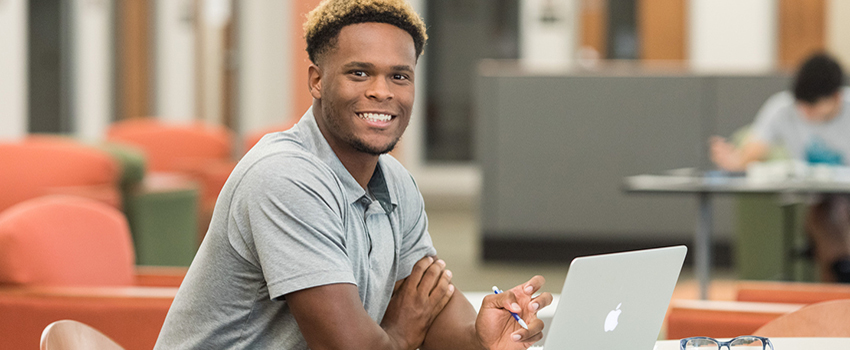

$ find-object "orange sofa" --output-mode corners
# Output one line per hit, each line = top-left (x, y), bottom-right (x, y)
(666, 281), (850, 339)
(0, 286), (177, 350)
(106, 118), (234, 207)
(666, 299), (804, 339)
(106, 118), (236, 238)
(0, 136), (121, 214)
(735, 280), (850, 304)
(0, 196), (184, 350)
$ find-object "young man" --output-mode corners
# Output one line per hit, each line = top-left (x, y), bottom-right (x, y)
(710, 52), (850, 282)
(154, 1), (552, 349)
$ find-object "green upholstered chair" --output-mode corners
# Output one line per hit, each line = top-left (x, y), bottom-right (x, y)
(731, 127), (817, 281)
(100, 143), (200, 267)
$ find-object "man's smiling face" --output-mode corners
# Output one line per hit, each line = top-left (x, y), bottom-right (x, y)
(311, 22), (417, 156)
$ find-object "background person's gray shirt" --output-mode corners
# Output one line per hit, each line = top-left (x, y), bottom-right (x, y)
(155, 109), (437, 349)
(750, 88), (850, 164)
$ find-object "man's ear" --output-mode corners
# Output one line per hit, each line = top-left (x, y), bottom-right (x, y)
(308, 64), (322, 99)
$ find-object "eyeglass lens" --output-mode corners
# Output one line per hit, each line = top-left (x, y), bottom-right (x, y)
(683, 336), (767, 349)
(729, 336), (767, 349)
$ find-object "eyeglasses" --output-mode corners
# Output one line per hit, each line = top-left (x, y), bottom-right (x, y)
(680, 336), (774, 350)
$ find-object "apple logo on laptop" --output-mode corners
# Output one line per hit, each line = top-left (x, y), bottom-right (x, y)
(604, 303), (622, 332)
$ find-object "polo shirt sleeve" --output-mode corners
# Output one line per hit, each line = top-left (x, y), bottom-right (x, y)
(229, 153), (355, 300)
(395, 174), (438, 281)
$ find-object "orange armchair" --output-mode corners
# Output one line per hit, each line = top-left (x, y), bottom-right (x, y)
(106, 118), (234, 207)
(666, 280), (850, 339)
(0, 196), (181, 350)
(0, 136), (121, 214)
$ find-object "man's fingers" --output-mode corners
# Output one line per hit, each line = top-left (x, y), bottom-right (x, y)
(435, 283), (454, 312)
(529, 292), (553, 312)
(520, 275), (546, 296)
(418, 259), (446, 292)
(429, 268), (452, 298)
(520, 331), (544, 345)
(406, 256), (434, 290)
(491, 289), (522, 313)
(512, 318), (545, 343)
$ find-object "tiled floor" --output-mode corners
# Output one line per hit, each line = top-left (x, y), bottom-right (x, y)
(425, 204), (737, 301)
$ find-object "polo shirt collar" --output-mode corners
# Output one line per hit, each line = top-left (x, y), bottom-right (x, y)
(298, 108), (397, 214)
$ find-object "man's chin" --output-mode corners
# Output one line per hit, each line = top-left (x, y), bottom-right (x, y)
(351, 139), (399, 156)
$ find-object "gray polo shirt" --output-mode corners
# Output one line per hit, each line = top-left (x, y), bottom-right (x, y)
(155, 108), (437, 349)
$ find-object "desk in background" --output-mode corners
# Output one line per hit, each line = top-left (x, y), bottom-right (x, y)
(624, 172), (850, 299)
(476, 66), (791, 262)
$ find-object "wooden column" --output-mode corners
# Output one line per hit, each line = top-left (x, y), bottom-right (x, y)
(779, 0), (825, 69)
(291, 0), (322, 121)
(117, 0), (151, 120)
(580, 0), (608, 58)
(637, 0), (686, 61)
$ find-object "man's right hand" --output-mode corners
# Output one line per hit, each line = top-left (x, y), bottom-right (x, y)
(381, 256), (455, 349)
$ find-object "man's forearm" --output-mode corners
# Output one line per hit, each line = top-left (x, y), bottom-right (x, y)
(420, 289), (487, 350)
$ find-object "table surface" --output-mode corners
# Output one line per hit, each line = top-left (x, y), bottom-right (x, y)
(624, 173), (850, 194)
(528, 337), (850, 349)
(623, 170), (850, 298)
(468, 293), (847, 349)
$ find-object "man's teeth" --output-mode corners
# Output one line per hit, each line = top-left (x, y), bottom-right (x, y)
(358, 113), (392, 122)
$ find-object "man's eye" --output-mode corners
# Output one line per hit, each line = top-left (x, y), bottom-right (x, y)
(393, 74), (410, 80)
(350, 71), (367, 77)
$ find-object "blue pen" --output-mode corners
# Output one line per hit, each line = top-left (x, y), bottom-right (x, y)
(492, 286), (529, 330)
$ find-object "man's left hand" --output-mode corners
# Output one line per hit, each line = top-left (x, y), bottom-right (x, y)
(475, 276), (553, 350)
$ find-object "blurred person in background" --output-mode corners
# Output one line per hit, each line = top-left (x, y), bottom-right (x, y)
(710, 52), (850, 283)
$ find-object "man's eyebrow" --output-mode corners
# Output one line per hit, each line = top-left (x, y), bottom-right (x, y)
(341, 61), (414, 73)
(391, 65), (414, 73)
(342, 61), (375, 69)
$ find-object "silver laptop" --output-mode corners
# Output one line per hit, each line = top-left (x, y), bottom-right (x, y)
(540, 245), (687, 350)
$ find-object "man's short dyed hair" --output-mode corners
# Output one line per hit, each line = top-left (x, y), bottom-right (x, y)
(793, 52), (844, 104)
(303, 0), (427, 64)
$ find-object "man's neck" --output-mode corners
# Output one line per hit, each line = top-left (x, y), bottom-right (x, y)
(312, 104), (379, 189)
(335, 148), (379, 190)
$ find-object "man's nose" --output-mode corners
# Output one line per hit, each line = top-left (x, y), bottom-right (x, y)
(366, 78), (393, 101)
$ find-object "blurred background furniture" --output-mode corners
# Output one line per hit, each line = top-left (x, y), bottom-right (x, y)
(753, 299), (850, 337)
(0, 195), (135, 287)
(97, 142), (200, 266)
(666, 280), (850, 339)
(0, 195), (182, 350)
(40, 320), (125, 350)
(107, 118), (235, 263)
(0, 135), (199, 267)
(727, 126), (815, 282)
(475, 67), (792, 275)
(0, 136), (122, 213)
(106, 118), (235, 226)
(122, 172), (200, 266)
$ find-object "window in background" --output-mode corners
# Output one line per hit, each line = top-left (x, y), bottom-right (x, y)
(605, 0), (638, 59)
(424, 0), (519, 162)
(28, 0), (69, 133)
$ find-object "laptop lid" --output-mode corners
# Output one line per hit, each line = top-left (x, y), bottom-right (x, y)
(542, 245), (687, 350)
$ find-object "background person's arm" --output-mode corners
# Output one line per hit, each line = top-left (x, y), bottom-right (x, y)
(710, 136), (771, 172)
(287, 257), (453, 350)
(418, 276), (554, 350)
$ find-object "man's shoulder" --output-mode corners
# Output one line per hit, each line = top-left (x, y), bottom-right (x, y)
(235, 134), (338, 190)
